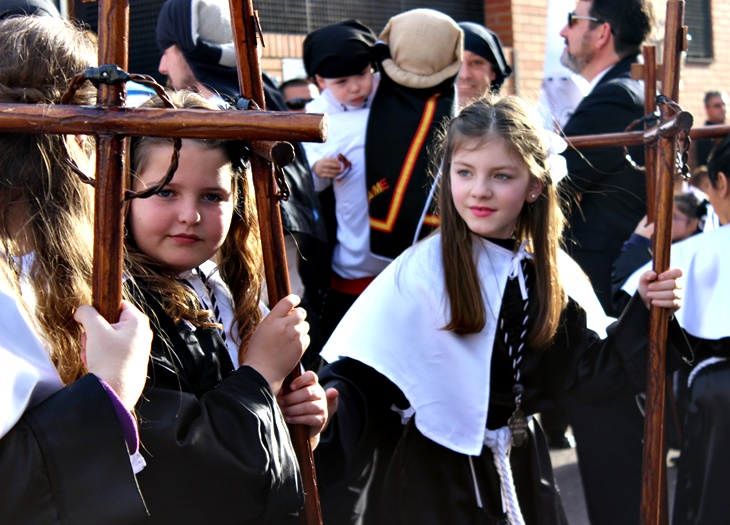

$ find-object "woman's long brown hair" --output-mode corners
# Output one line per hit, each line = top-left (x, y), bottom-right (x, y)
(0, 16), (97, 384)
(436, 96), (567, 349)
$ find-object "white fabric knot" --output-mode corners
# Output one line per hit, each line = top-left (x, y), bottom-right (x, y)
(483, 426), (526, 525)
(391, 404), (415, 425)
(541, 130), (568, 184)
(508, 241), (531, 301)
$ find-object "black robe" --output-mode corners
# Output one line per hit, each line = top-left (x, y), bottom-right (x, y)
(316, 262), (689, 525)
(129, 282), (303, 525)
(0, 375), (148, 525)
(672, 335), (730, 525)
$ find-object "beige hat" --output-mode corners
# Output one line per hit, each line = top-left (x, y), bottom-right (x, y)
(378, 9), (463, 90)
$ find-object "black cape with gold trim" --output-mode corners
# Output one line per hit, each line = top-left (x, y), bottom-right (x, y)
(365, 43), (457, 259)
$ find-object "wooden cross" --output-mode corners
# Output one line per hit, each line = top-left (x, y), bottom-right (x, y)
(228, 2), (323, 523)
(564, 1), (728, 523)
(0, 1), (325, 523)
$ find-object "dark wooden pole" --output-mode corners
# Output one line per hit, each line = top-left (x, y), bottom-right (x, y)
(565, 111), (698, 149)
(228, 2), (323, 524)
(92, 0), (129, 322)
(641, 3), (686, 525)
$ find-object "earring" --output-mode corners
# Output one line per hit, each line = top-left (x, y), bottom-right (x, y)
(530, 194), (537, 199)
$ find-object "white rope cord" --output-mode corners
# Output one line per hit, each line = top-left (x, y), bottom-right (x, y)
(483, 426), (526, 525)
(688, 356), (728, 388)
(390, 404), (415, 425)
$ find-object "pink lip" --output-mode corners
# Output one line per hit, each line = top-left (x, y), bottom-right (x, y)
(169, 233), (201, 244)
(470, 207), (495, 218)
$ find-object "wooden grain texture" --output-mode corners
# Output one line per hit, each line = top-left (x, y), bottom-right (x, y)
(228, 2), (323, 523)
(92, 0), (129, 322)
(0, 105), (326, 142)
(641, 3), (686, 525)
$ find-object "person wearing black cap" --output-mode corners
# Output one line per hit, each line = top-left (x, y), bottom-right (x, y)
(0, 0), (60, 19)
(303, 19), (378, 114)
(456, 21), (512, 106)
(310, 11), (464, 524)
(300, 19), (387, 351)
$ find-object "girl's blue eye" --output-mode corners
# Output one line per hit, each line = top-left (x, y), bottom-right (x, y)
(495, 173), (511, 180)
(203, 193), (223, 203)
(157, 189), (173, 197)
(457, 169), (472, 178)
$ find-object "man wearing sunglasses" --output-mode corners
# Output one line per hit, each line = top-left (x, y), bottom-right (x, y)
(280, 78), (319, 113)
(556, 2), (655, 525)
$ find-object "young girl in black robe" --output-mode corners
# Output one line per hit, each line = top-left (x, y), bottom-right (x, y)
(316, 96), (687, 525)
(124, 91), (329, 524)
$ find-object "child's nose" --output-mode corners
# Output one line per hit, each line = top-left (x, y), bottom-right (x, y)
(472, 178), (493, 197)
(178, 204), (201, 224)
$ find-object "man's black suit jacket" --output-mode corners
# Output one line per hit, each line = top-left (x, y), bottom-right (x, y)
(560, 55), (647, 316)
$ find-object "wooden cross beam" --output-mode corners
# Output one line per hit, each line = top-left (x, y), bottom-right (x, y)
(0, 1), (326, 522)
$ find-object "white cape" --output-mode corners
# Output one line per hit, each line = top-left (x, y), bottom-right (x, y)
(321, 233), (613, 455)
(0, 286), (62, 438)
(622, 224), (730, 340)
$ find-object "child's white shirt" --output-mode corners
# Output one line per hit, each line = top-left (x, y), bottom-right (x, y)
(303, 74), (390, 278)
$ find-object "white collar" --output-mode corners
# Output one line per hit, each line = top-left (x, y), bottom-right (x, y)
(622, 224), (730, 340)
(322, 234), (612, 454)
(586, 64), (612, 94)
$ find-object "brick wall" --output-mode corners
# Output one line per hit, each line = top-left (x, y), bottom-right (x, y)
(260, 33), (307, 81)
(680, 0), (730, 128)
(487, 0), (548, 98)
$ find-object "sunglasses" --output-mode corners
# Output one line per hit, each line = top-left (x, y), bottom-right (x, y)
(285, 97), (313, 110)
(567, 11), (601, 27)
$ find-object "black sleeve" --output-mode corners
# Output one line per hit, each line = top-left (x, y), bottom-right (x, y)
(0, 375), (148, 525)
(610, 241), (652, 313)
(135, 365), (303, 525)
(315, 358), (406, 484)
(566, 294), (692, 405)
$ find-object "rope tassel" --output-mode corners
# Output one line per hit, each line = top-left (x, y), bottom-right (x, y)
(483, 427), (526, 525)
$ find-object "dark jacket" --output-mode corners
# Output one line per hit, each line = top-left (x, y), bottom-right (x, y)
(560, 55), (647, 316)
(130, 283), (303, 525)
(0, 375), (148, 525)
